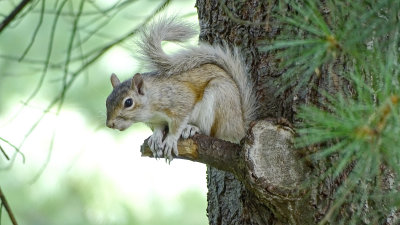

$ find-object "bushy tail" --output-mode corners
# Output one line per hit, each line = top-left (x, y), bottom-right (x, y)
(137, 16), (258, 127)
(137, 16), (198, 72)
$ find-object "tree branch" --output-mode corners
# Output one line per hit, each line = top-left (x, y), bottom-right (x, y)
(0, 0), (33, 34)
(0, 145), (10, 160)
(141, 134), (241, 173)
(0, 187), (18, 225)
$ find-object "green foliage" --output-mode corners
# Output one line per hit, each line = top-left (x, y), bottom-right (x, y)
(263, 0), (400, 223)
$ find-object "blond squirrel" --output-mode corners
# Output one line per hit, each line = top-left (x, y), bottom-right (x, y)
(106, 17), (257, 161)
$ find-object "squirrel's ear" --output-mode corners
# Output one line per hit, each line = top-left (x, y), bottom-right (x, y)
(132, 73), (144, 95)
(110, 73), (121, 88)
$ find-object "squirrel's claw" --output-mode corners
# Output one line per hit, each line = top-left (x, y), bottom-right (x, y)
(181, 124), (200, 139)
(148, 130), (164, 159)
(162, 135), (179, 162)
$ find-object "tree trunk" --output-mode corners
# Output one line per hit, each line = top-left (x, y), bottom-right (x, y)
(195, 0), (324, 224)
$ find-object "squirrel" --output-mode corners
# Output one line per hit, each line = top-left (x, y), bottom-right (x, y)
(106, 16), (257, 161)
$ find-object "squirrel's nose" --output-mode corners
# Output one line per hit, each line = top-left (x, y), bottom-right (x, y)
(106, 121), (115, 128)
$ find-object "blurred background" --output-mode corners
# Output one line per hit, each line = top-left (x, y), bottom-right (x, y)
(0, 0), (208, 224)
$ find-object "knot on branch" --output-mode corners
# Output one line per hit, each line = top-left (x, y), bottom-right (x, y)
(243, 121), (305, 193)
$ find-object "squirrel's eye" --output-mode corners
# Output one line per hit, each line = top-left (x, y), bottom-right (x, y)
(124, 98), (133, 108)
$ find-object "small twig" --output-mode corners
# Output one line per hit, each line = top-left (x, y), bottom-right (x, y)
(13, 0), (41, 25)
(29, 0), (131, 17)
(0, 0), (33, 34)
(0, 203), (3, 223)
(86, 0), (123, 17)
(0, 187), (18, 225)
(29, 129), (56, 183)
(0, 137), (25, 163)
(0, 54), (56, 65)
(72, 1), (121, 50)
(19, 0), (46, 61)
(0, 145), (10, 160)
(58, 0), (85, 113)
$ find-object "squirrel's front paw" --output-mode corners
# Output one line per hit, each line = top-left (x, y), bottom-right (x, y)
(162, 135), (178, 162)
(148, 130), (163, 158)
(181, 124), (200, 139)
